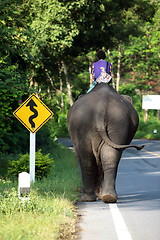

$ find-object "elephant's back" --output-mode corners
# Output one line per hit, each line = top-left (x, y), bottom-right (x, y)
(67, 83), (138, 131)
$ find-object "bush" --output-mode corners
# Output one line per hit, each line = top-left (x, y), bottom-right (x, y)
(8, 149), (54, 179)
(0, 153), (18, 178)
(135, 119), (160, 139)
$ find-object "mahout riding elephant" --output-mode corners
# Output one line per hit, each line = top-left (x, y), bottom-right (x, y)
(67, 83), (144, 203)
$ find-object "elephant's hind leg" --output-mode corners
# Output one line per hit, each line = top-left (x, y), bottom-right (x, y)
(80, 160), (98, 202)
(76, 145), (98, 202)
(100, 144), (122, 203)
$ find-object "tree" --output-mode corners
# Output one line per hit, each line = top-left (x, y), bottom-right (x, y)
(122, 6), (160, 92)
(0, 0), (159, 153)
(0, 0), (30, 152)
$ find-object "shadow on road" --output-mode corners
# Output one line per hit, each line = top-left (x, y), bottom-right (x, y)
(118, 189), (160, 210)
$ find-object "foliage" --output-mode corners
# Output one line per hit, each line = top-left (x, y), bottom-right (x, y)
(119, 83), (160, 140)
(119, 83), (143, 115)
(122, 4), (160, 90)
(8, 149), (54, 179)
(135, 119), (160, 140)
(119, 83), (138, 96)
(0, 0), (159, 153)
(0, 0), (30, 152)
(0, 190), (77, 239)
(48, 109), (69, 138)
(123, 31), (160, 90)
(0, 144), (81, 240)
(0, 153), (18, 178)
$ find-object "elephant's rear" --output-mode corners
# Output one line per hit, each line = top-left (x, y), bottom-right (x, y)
(67, 84), (142, 150)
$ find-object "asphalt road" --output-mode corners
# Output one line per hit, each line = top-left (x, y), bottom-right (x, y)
(76, 139), (160, 240)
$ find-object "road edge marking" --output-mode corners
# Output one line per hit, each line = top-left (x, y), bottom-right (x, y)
(109, 203), (132, 240)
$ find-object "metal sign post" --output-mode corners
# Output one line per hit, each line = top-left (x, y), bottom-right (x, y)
(30, 132), (36, 183)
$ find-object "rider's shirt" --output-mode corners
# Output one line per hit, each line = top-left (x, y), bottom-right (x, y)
(91, 60), (112, 82)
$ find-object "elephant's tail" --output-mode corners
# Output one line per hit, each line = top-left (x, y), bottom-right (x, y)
(101, 133), (144, 150)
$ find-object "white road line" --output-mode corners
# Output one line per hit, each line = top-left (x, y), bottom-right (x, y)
(109, 204), (132, 240)
(122, 156), (159, 159)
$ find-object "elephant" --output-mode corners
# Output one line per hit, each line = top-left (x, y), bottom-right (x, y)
(67, 83), (144, 203)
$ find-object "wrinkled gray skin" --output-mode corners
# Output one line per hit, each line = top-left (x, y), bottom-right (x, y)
(67, 83), (144, 203)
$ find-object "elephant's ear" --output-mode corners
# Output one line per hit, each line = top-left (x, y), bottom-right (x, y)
(121, 95), (133, 105)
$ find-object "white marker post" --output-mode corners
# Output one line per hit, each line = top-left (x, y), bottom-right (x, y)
(18, 172), (30, 199)
(30, 132), (36, 183)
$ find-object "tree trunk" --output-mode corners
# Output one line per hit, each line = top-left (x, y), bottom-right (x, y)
(144, 109), (148, 122)
(89, 65), (93, 86)
(107, 49), (115, 89)
(61, 61), (73, 106)
(45, 68), (54, 99)
(158, 110), (160, 121)
(60, 78), (64, 107)
(58, 63), (64, 108)
(116, 44), (122, 92)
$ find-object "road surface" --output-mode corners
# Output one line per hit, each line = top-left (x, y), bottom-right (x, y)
(76, 139), (160, 240)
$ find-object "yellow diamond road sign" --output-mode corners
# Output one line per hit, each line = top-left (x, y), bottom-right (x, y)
(13, 94), (53, 133)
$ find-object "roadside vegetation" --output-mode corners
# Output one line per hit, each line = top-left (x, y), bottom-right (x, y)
(0, 143), (81, 240)
(0, 0), (159, 239)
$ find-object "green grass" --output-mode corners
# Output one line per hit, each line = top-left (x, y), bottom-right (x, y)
(0, 144), (82, 240)
(135, 119), (160, 140)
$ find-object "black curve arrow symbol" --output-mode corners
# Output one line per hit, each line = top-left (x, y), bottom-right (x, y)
(26, 99), (38, 128)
